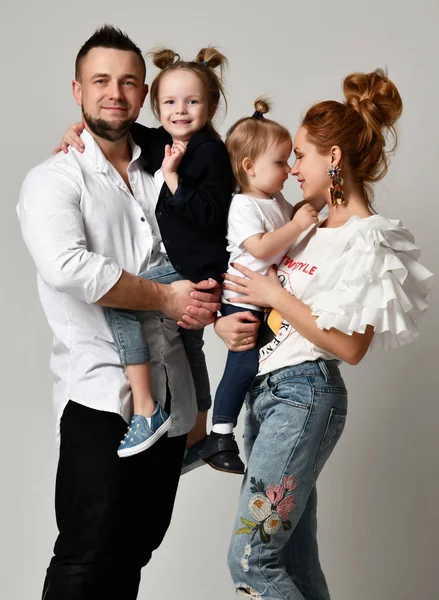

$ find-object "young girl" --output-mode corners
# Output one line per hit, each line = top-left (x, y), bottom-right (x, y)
(216, 70), (433, 599)
(117, 48), (235, 457)
(199, 99), (319, 474)
(58, 47), (234, 458)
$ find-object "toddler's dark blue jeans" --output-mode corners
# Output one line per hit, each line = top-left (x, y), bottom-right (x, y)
(213, 303), (263, 426)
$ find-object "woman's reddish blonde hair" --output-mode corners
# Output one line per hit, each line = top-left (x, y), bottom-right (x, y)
(302, 69), (403, 204)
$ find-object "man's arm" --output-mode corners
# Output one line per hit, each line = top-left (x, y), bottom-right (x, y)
(18, 166), (220, 326)
(18, 166), (123, 304)
(97, 271), (221, 326)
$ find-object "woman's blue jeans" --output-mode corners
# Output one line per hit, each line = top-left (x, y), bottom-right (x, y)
(228, 359), (347, 600)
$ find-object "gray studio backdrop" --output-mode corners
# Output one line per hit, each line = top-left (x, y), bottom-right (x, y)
(1, 1), (438, 599)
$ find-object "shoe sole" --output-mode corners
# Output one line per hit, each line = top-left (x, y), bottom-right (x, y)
(200, 457), (245, 475)
(181, 458), (207, 476)
(180, 437), (209, 475)
(117, 417), (172, 458)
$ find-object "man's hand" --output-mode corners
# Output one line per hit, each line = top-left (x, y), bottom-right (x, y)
(164, 278), (221, 330)
(97, 271), (220, 329)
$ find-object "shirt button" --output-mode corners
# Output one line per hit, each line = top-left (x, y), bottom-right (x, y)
(141, 217), (146, 222)
(157, 211), (163, 219)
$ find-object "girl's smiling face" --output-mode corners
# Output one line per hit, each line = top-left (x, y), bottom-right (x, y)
(158, 69), (210, 142)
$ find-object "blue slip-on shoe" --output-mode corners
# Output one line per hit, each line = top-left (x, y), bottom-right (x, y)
(181, 437), (208, 475)
(117, 405), (172, 458)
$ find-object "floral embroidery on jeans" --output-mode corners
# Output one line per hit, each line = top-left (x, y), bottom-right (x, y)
(235, 475), (297, 543)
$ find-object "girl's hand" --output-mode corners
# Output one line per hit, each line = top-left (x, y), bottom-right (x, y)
(292, 203), (319, 231)
(223, 263), (287, 308)
(162, 140), (187, 175)
(53, 122), (85, 154)
(214, 311), (260, 351)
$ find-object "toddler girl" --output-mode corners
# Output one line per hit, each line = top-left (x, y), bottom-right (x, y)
(199, 99), (318, 473)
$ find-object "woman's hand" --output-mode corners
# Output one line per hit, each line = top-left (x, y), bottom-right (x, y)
(53, 122), (85, 154)
(214, 311), (260, 351)
(223, 263), (288, 308)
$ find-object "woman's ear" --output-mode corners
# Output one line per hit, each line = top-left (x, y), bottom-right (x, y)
(330, 145), (342, 167)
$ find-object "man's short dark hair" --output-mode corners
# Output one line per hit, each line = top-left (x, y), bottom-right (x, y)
(75, 25), (146, 80)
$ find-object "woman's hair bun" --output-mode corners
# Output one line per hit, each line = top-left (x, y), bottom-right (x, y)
(151, 48), (180, 70)
(343, 68), (402, 129)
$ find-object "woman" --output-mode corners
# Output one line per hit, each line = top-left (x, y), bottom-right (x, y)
(208, 69), (433, 599)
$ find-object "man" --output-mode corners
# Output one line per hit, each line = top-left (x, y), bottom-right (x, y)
(18, 26), (220, 600)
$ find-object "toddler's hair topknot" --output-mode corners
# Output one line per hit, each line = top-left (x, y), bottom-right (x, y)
(226, 97), (291, 191)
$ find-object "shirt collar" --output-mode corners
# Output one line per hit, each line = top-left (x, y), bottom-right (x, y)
(81, 129), (142, 172)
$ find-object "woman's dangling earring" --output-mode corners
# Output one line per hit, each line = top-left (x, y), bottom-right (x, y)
(327, 164), (345, 206)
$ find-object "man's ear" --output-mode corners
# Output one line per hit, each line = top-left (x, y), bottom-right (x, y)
(140, 83), (148, 108)
(72, 80), (82, 107)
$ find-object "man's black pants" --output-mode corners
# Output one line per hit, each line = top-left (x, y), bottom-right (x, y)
(42, 400), (186, 600)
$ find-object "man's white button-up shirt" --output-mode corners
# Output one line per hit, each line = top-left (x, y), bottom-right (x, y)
(17, 130), (196, 441)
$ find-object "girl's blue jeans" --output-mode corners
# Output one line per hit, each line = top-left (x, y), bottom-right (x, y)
(228, 359), (347, 599)
(104, 263), (211, 412)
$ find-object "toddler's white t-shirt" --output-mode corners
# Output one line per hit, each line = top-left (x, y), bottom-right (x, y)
(223, 193), (294, 310)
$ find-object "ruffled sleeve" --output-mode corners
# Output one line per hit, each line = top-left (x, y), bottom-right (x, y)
(311, 216), (434, 350)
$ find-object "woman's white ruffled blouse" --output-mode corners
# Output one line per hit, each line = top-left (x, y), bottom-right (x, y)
(311, 216), (433, 350)
(258, 214), (433, 376)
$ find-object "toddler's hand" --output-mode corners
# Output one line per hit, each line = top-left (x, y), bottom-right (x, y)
(162, 141), (187, 175)
(292, 203), (319, 231)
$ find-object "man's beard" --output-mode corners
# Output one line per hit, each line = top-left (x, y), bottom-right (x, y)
(82, 107), (135, 142)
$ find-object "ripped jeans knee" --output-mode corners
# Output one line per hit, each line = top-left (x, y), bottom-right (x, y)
(228, 540), (267, 598)
(234, 584), (265, 598)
